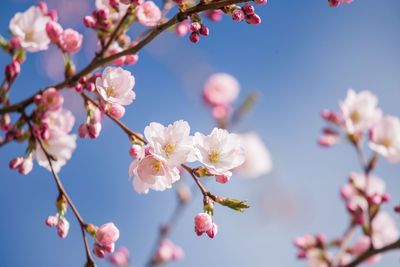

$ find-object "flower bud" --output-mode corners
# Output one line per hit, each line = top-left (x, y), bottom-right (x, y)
(190, 22), (201, 32)
(206, 222), (218, 238)
(59, 29), (83, 54)
(86, 224), (99, 237)
(340, 184), (354, 200)
(38, 2), (48, 15)
(78, 123), (89, 138)
(175, 21), (190, 36)
(109, 104), (125, 119)
(394, 205), (400, 213)
(254, 0), (267, 5)
(215, 171), (231, 184)
(19, 157), (33, 175)
(48, 10), (58, 21)
(5, 60), (21, 82)
(368, 193), (382, 206)
(93, 243), (106, 258)
(97, 9), (109, 20)
(9, 157), (24, 169)
(83, 16), (97, 28)
(129, 144), (142, 159)
(88, 122), (102, 139)
(46, 215), (59, 227)
(172, 245), (184, 260)
(328, 0), (340, 7)
(242, 3), (255, 15)
(125, 54), (139, 65)
(381, 193), (390, 203)
(189, 32), (200, 43)
(194, 213), (213, 233)
(57, 218), (70, 238)
(86, 82), (95, 92)
(199, 24), (209, 36)
(9, 37), (21, 50)
(110, 0), (120, 10)
(104, 242), (115, 253)
(245, 13), (261, 25)
(96, 222), (120, 246)
(75, 83), (84, 93)
(41, 128), (50, 141)
(232, 9), (245, 22)
(46, 21), (63, 44)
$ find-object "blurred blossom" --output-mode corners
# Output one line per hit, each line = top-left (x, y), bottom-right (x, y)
(371, 211), (399, 249)
(234, 132), (272, 178)
(109, 246), (130, 266)
(203, 73), (240, 106)
(369, 116), (400, 163)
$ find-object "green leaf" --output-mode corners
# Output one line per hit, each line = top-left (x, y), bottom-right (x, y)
(215, 197), (250, 212)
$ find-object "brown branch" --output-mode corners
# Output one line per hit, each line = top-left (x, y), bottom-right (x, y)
(343, 239), (400, 267)
(0, 0), (252, 116)
(23, 112), (96, 267)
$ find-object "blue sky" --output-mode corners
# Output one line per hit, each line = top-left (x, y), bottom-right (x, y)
(0, 0), (400, 266)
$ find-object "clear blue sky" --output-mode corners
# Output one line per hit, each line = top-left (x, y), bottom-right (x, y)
(0, 0), (400, 266)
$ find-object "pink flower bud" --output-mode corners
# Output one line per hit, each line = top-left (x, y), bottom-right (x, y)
(5, 60), (21, 82)
(42, 88), (64, 111)
(199, 24), (209, 36)
(316, 233), (326, 245)
(88, 122), (102, 139)
(133, 0), (144, 5)
(96, 222), (120, 246)
(328, 0), (340, 7)
(368, 193), (382, 206)
(340, 184), (354, 200)
(190, 22), (201, 32)
(194, 213), (213, 233)
(215, 172), (231, 184)
(120, 0), (133, 3)
(34, 94), (42, 104)
(346, 202), (357, 213)
(86, 82), (95, 92)
(109, 104), (125, 119)
(75, 83), (84, 93)
(212, 105), (230, 119)
(354, 211), (365, 225)
(46, 215), (59, 227)
(38, 2), (48, 15)
(110, 0), (120, 10)
(232, 9), (245, 22)
(83, 16), (97, 28)
(78, 123), (89, 138)
(175, 21), (190, 36)
(394, 205), (400, 213)
(254, 0), (267, 5)
(9, 157), (24, 169)
(172, 245), (184, 260)
(125, 54), (139, 65)
(129, 144), (142, 159)
(9, 37), (21, 49)
(242, 4), (255, 15)
(104, 242), (115, 253)
(93, 243), (106, 258)
(318, 134), (339, 147)
(57, 218), (70, 238)
(19, 158), (33, 175)
(59, 29), (83, 54)
(41, 129), (50, 141)
(5, 132), (14, 142)
(297, 249), (306, 259)
(189, 32), (200, 43)
(245, 13), (261, 25)
(32, 124), (41, 136)
(46, 21), (63, 44)
(93, 108), (102, 123)
(97, 9), (109, 20)
(48, 10), (58, 21)
(206, 222), (218, 238)
(381, 193), (390, 202)
(321, 109), (342, 125)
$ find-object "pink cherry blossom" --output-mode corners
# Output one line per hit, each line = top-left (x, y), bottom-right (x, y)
(109, 104), (126, 119)
(125, 54), (139, 65)
(41, 88), (64, 111)
(35, 134), (77, 173)
(45, 215), (58, 227)
(144, 120), (194, 166)
(340, 89), (382, 134)
(136, 1), (162, 27)
(109, 246), (130, 266)
(57, 218), (70, 238)
(194, 213), (213, 233)
(349, 172), (385, 197)
(371, 211), (399, 249)
(351, 236), (382, 264)
(96, 0), (130, 21)
(129, 153), (180, 194)
(96, 66), (136, 106)
(96, 222), (120, 246)
(9, 157), (24, 169)
(369, 116), (400, 163)
(203, 73), (240, 106)
(88, 122), (102, 139)
(153, 239), (183, 263)
(45, 21), (63, 44)
(234, 132), (272, 178)
(42, 108), (75, 139)
(193, 128), (245, 175)
(59, 29), (83, 54)
(9, 6), (51, 52)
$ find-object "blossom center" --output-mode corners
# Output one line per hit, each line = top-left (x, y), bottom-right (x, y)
(163, 143), (175, 158)
(382, 137), (392, 148)
(106, 86), (116, 98)
(151, 159), (162, 173)
(25, 30), (35, 41)
(350, 110), (360, 123)
(209, 151), (220, 163)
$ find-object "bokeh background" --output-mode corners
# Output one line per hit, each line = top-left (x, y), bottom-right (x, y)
(1, 0), (400, 266)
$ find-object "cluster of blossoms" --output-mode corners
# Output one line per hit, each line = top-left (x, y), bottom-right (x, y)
(295, 89), (400, 267)
(46, 21), (83, 54)
(231, 3), (263, 25)
(151, 239), (184, 265)
(319, 89), (400, 163)
(194, 213), (218, 238)
(88, 222), (121, 259)
(45, 195), (70, 239)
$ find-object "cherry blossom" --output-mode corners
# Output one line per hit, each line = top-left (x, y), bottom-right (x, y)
(203, 73), (240, 106)
(340, 89), (382, 134)
(42, 108), (75, 139)
(9, 6), (51, 52)
(95, 66), (136, 106)
(96, 0), (130, 21)
(369, 116), (400, 163)
(109, 246), (130, 266)
(371, 211), (399, 249)
(193, 128), (245, 175)
(136, 1), (162, 27)
(96, 222), (120, 246)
